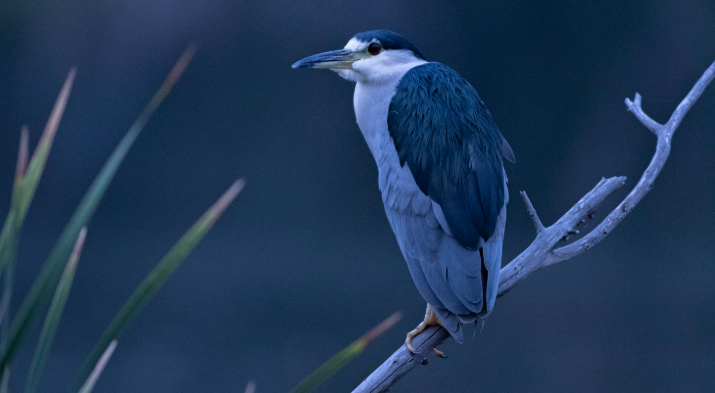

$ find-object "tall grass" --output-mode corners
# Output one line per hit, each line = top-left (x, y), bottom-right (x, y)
(0, 44), (244, 392)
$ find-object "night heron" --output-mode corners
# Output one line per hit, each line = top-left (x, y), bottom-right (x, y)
(293, 30), (515, 355)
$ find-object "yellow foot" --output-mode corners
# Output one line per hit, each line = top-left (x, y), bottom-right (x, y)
(404, 304), (448, 358)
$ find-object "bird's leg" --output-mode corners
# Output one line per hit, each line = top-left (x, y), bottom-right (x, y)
(405, 303), (447, 358)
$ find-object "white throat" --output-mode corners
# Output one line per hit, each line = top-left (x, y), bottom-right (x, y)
(350, 58), (427, 160)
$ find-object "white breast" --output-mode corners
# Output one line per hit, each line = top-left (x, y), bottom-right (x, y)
(352, 60), (426, 167)
(352, 60), (460, 236)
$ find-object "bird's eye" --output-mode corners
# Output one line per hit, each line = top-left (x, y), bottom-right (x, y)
(367, 43), (382, 55)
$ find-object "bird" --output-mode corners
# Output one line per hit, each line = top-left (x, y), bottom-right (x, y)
(292, 30), (515, 356)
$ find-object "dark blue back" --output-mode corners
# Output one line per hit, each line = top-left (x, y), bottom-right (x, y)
(387, 62), (514, 249)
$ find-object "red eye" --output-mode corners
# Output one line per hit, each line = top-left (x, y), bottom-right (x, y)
(367, 42), (382, 55)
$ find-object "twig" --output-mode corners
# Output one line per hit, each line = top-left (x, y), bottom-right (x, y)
(519, 191), (544, 233)
(352, 59), (715, 393)
(625, 93), (662, 134)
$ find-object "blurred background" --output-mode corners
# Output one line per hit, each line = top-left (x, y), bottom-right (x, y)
(1, 0), (714, 391)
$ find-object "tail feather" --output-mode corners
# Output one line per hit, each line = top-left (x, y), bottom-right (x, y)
(481, 236), (503, 313)
(432, 306), (464, 343)
(480, 205), (506, 315)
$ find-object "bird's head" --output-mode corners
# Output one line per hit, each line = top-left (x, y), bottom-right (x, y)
(292, 30), (427, 84)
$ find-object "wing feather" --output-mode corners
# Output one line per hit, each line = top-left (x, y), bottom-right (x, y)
(388, 62), (512, 248)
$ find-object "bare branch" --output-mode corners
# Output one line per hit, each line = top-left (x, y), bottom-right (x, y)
(353, 60), (715, 393)
(666, 60), (715, 132)
(519, 191), (545, 233)
(501, 176), (626, 289)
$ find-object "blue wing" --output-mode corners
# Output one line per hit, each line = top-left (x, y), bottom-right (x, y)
(387, 62), (514, 250)
(382, 63), (512, 340)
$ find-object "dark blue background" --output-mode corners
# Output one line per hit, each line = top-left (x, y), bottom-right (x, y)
(1, 0), (714, 391)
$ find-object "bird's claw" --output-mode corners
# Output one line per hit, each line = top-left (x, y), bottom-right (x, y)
(405, 326), (423, 353)
(405, 336), (448, 359)
(432, 348), (447, 358)
(404, 304), (447, 359)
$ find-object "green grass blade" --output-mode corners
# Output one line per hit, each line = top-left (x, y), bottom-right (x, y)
(70, 179), (244, 390)
(25, 228), (87, 393)
(0, 68), (73, 285)
(0, 128), (35, 282)
(12, 126), (29, 206)
(0, 213), (16, 283)
(77, 340), (116, 393)
(0, 242), (15, 393)
(0, 211), (18, 322)
(17, 71), (75, 220)
(0, 368), (8, 393)
(289, 312), (402, 393)
(0, 126), (30, 391)
(0, 44), (197, 372)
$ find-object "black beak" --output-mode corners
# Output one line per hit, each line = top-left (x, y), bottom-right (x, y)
(291, 49), (359, 69)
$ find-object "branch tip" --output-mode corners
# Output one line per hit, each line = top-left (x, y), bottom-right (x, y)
(625, 92), (663, 134)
